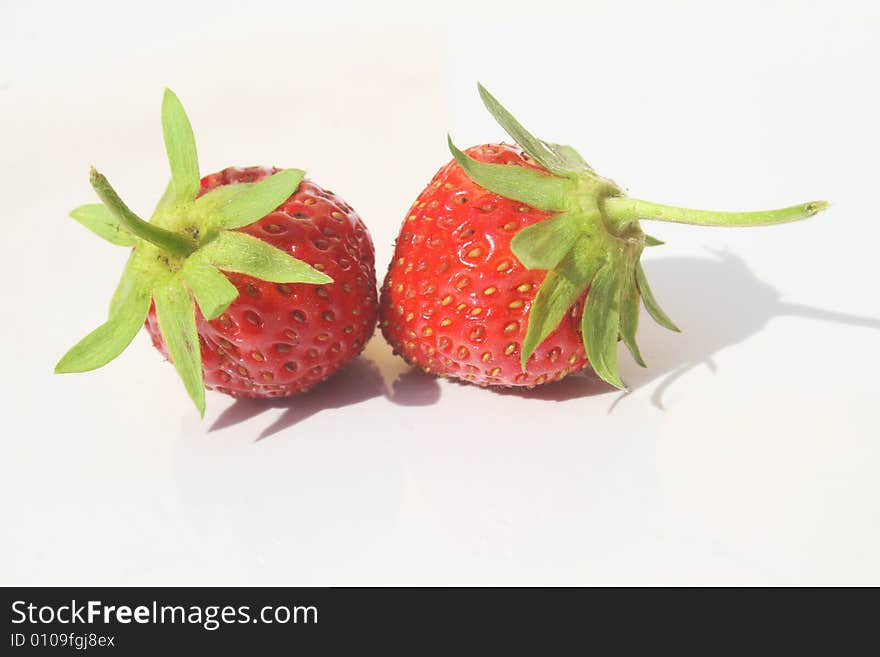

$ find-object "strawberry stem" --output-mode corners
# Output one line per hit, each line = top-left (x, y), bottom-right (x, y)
(89, 167), (195, 257)
(604, 197), (828, 228)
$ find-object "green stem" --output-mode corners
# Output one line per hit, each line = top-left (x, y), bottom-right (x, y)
(90, 167), (194, 257)
(604, 197), (828, 228)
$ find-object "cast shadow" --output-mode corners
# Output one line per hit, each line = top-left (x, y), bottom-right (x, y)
(209, 350), (442, 440)
(621, 249), (880, 409)
(488, 249), (879, 409)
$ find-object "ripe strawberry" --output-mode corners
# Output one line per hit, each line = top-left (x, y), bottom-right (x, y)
(56, 91), (377, 415)
(380, 84), (827, 389)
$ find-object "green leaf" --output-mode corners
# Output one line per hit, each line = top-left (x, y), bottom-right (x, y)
(448, 136), (573, 211)
(511, 212), (581, 271)
(110, 252), (146, 316)
(636, 261), (681, 332)
(198, 169), (304, 230)
(520, 237), (602, 369)
(55, 256), (151, 373)
(581, 262), (626, 389)
(154, 279), (205, 416)
(69, 204), (137, 246)
(161, 88), (200, 203)
(477, 83), (570, 176)
(194, 181), (255, 211)
(198, 231), (333, 284)
(619, 258), (646, 367)
(182, 260), (239, 320)
(543, 141), (594, 172)
(153, 179), (177, 214)
(644, 234), (664, 247)
(90, 168), (195, 258)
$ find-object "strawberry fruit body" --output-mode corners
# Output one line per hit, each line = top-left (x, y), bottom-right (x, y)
(380, 144), (589, 387)
(380, 84), (828, 389)
(145, 167), (377, 399)
(56, 91), (377, 415)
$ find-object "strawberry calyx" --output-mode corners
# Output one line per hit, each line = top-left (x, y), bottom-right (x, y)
(449, 83), (829, 389)
(55, 89), (332, 416)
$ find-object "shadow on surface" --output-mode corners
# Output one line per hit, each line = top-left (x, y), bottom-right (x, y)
(619, 249), (880, 409)
(488, 249), (879, 410)
(210, 354), (442, 440)
(210, 250), (879, 435)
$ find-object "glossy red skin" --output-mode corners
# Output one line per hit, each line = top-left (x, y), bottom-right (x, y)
(380, 144), (590, 388)
(146, 166), (377, 398)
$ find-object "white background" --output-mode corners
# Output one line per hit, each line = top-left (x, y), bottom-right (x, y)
(2, 1), (879, 585)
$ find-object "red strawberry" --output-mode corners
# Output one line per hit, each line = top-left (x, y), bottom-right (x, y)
(145, 167), (377, 399)
(380, 84), (827, 389)
(56, 91), (377, 415)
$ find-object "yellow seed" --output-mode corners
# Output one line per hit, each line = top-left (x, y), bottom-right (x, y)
(508, 300), (524, 309)
(457, 347), (470, 359)
(405, 312), (414, 322)
(516, 283), (531, 293)
(467, 247), (483, 258)
(481, 352), (491, 363)
(503, 321), (519, 334)
(395, 283), (404, 293)
(456, 303), (467, 311)
(483, 286), (497, 296)
(569, 353), (579, 364)
(422, 327), (434, 337)
(535, 374), (547, 385)
(438, 337), (451, 349)
(408, 215), (417, 221)
(490, 367), (501, 377)
(455, 277), (470, 289)
(440, 295), (453, 306)
(440, 318), (452, 327)
(497, 260), (512, 272)
(502, 221), (518, 231)
(470, 307), (483, 316)
(504, 343), (517, 355)
(251, 352), (264, 362)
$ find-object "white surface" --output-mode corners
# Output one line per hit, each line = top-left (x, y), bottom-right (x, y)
(2, 2), (879, 585)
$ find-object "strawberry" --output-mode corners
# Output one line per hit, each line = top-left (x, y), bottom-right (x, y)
(380, 84), (827, 389)
(56, 90), (377, 415)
